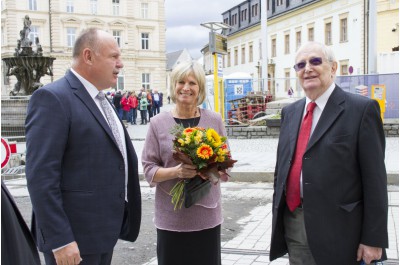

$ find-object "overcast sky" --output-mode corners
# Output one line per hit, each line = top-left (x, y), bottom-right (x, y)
(165, 0), (244, 59)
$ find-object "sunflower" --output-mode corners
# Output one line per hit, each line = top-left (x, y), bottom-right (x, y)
(206, 128), (222, 147)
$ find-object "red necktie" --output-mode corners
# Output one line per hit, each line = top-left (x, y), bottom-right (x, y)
(286, 102), (317, 212)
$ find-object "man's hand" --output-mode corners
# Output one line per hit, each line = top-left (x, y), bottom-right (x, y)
(356, 244), (382, 264)
(54, 241), (82, 265)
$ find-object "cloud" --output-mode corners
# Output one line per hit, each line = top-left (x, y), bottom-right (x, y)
(166, 25), (209, 59)
(165, 0), (244, 59)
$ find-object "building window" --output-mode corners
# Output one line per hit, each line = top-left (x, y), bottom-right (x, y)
(112, 0), (120, 16)
(227, 50), (231, 67)
(67, 27), (76, 47)
(241, 46), (245, 64)
(141, 33), (149, 50)
(66, 0), (74, 13)
(90, 0), (97, 14)
(241, 9), (247, 21)
(285, 69), (290, 92)
(271, 38), (276, 57)
(325, 22), (332, 45)
(224, 18), (228, 25)
(141, 3), (148, 19)
(296, 31), (301, 51)
(28, 0), (37, 10)
(308, 27), (314, 41)
(113, 30), (121, 47)
(267, 0), (270, 10)
(340, 60), (349, 75)
(340, 18), (348, 42)
(251, 4), (258, 17)
(277, 0), (283, 6)
(29, 26), (39, 46)
(231, 14), (237, 25)
(249, 43), (253, 63)
(234, 48), (238, 65)
(284, 34), (290, 54)
(116, 75), (124, 90)
(142, 73), (150, 90)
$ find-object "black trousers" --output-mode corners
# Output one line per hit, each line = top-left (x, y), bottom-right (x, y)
(157, 225), (221, 265)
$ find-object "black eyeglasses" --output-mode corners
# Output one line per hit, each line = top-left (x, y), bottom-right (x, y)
(293, 57), (323, 72)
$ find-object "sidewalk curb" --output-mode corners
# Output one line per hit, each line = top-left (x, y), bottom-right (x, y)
(139, 172), (398, 184)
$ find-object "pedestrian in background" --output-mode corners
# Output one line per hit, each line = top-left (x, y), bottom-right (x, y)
(151, 89), (163, 116)
(113, 90), (123, 119)
(270, 41), (388, 265)
(139, 92), (148, 125)
(129, 91), (139, 125)
(146, 89), (153, 121)
(120, 91), (131, 123)
(25, 28), (142, 265)
(141, 61), (227, 265)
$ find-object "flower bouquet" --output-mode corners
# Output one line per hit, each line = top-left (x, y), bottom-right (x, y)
(169, 125), (237, 210)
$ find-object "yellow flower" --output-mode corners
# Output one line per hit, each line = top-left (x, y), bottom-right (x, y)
(196, 144), (213, 159)
(215, 148), (228, 162)
(184, 135), (191, 144)
(194, 131), (203, 144)
(178, 138), (185, 146)
(206, 129), (222, 147)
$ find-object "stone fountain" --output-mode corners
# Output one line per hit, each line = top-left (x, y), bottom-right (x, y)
(3, 15), (55, 96)
(1, 15), (56, 140)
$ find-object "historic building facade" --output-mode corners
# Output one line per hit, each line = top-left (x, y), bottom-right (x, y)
(220, 0), (399, 98)
(1, 0), (167, 95)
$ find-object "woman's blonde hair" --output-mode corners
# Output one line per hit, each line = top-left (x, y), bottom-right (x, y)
(170, 61), (206, 106)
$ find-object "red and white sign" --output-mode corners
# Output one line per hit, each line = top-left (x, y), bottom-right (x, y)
(1, 138), (11, 168)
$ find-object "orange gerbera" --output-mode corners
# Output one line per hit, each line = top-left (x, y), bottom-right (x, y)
(183, 128), (195, 135)
(196, 144), (213, 159)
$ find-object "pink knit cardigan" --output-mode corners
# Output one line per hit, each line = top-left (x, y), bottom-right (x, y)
(141, 108), (228, 232)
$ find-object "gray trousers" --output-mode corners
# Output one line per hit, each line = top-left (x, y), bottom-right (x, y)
(284, 206), (317, 265)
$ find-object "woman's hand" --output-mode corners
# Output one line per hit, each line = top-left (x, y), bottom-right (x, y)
(175, 163), (197, 179)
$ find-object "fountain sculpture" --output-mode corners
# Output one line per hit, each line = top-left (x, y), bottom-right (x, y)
(1, 15), (56, 141)
(2, 15), (55, 96)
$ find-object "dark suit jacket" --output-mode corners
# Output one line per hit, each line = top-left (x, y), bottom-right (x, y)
(25, 70), (141, 254)
(270, 86), (388, 265)
(1, 181), (41, 265)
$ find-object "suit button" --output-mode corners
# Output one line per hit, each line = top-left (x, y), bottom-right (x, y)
(119, 164), (124, 170)
(120, 192), (125, 199)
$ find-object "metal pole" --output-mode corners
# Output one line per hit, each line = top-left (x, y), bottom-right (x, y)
(261, 0), (268, 92)
(213, 53), (219, 114)
(368, 0), (377, 74)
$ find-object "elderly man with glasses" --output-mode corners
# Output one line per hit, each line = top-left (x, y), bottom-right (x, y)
(269, 41), (388, 265)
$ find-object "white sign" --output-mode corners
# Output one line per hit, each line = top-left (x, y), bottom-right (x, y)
(1, 138), (11, 169)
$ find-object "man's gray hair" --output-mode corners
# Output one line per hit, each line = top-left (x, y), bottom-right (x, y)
(295, 41), (336, 63)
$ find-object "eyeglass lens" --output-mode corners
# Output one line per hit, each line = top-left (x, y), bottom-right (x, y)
(293, 57), (323, 71)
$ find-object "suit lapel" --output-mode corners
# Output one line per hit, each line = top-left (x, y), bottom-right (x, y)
(307, 86), (345, 150)
(288, 99), (306, 155)
(65, 71), (120, 149)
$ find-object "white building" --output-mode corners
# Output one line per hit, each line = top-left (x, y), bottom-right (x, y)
(220, 0), (399, 99)
(1, 0), (167, 95)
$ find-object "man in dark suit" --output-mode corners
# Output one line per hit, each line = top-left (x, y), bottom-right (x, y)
(2, 181), (41, 265)
(26, 28), (141, 265)
(269, 41), (388, 265)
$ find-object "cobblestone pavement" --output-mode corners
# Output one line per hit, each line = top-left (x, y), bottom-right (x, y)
(5, 103), (398, 265)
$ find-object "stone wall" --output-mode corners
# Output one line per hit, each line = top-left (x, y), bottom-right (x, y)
(227, 119), (399, 139)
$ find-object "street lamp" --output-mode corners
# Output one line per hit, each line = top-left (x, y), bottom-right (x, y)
(200, 22), (230, 118)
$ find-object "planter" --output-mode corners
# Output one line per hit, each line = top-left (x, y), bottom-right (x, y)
(266, 119), (281, 127)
